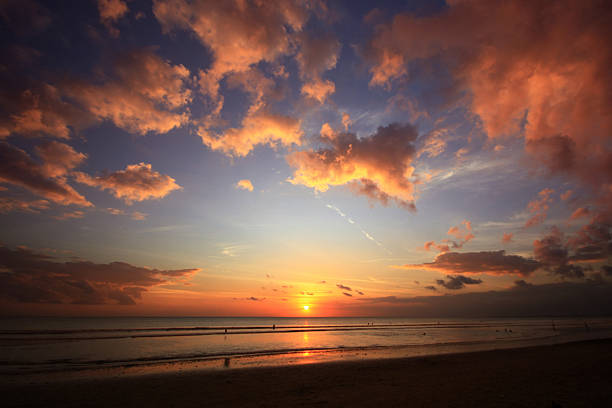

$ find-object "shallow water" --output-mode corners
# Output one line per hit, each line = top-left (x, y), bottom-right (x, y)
(1, 316), (611, 374)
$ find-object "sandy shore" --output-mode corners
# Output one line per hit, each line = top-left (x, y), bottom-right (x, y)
(3, 338), (612, 407)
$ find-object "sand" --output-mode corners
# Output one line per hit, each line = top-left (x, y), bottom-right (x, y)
(3, 338), (612, 407)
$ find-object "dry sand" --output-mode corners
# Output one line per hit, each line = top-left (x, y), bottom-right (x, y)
(3, 338), (612, 407)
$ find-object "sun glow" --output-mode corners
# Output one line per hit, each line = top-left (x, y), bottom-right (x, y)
(303, 305), (310, 311)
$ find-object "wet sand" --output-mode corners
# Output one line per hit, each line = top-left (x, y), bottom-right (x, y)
(3, 338), (612, 407)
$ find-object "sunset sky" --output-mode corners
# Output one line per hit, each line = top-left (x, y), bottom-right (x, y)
(1, 0), (611, 317)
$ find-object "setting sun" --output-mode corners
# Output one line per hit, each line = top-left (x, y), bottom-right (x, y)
(303, 305), (310, 311)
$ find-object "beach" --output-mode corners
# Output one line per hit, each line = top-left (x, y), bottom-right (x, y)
(3, 338), (612, 407)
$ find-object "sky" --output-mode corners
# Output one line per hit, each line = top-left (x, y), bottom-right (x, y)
(0, 0), (611, 317)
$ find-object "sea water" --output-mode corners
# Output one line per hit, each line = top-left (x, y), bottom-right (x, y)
(1, 316), (611, 374)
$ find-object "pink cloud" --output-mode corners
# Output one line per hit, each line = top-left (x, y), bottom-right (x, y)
(75, 162), (181, 204)
(524, 188), (555, 228)
(502, 232), (514, 244)
(287, 123), (419, 210)
(364, 0), (612, 196)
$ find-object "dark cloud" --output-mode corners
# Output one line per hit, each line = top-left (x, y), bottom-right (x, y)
(357, 281), (612, 317)
(534, 220), (611, 279)
(405, 250), (542, 277)
(513, 280), (533, 289)
(336, 283), (352, 291)
(342, 292), (352, 297)
(436, 275), (483, 290)
(0, 246), (199, 305)
(0, 141), (92, 207)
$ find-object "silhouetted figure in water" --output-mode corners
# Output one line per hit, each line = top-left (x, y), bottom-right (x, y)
(224, 328), (227, 334)
(584, 322), (590, 332)
(552, 320), (556, 332)
(224, 358), (230, 367)
(273, 324), (276, 330)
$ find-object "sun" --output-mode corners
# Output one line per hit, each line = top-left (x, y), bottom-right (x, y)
(303, 305), (310, 311)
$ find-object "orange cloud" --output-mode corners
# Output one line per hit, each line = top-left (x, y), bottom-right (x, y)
(365, 0), (612, 194)
(296, 31), (341, 103)
(235, 179), (254, 192)
(199, 111), (303, 157)
(570, 207), (591, 220)
(425, 220), (474, 252)
(287, 123), (419, 210)
(65, 50), (191, 135)
(35, 141), (87, 178)
(524, 188), (555, 228)
(0, 141), (92, 207)
(154, 0), (309, 101)
(75, 162), (181, 204)
(502, 232), (514, 244)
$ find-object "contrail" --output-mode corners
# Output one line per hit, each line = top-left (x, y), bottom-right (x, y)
(325, 204), (392, 254)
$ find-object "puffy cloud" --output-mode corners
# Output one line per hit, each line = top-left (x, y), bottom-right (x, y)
(524, 188), (554, 228)
(0, 197), (50, 214)
(0, 246), (199, 305)
(65, 50), (192, 135)
(235, 179), (254, 192)
(405, 250), (542, 277)
(75, 162), (181, 204)
(436, 275), (483, 290)
(97, 0), (128, 37)
(287, 123), (419, 210)
(300, 78), (335, 104)
(0, 142), (92, 207)
(296, 31), (341, 103)
(154, 0), (310, 101)
(364, 0), (612, 192)
(199, 111), (302, 157)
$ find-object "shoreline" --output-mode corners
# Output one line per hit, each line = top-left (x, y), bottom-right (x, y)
(3, 338), (612, 407)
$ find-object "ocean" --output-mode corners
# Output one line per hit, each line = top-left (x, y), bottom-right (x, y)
(2, 316), (612, 375)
